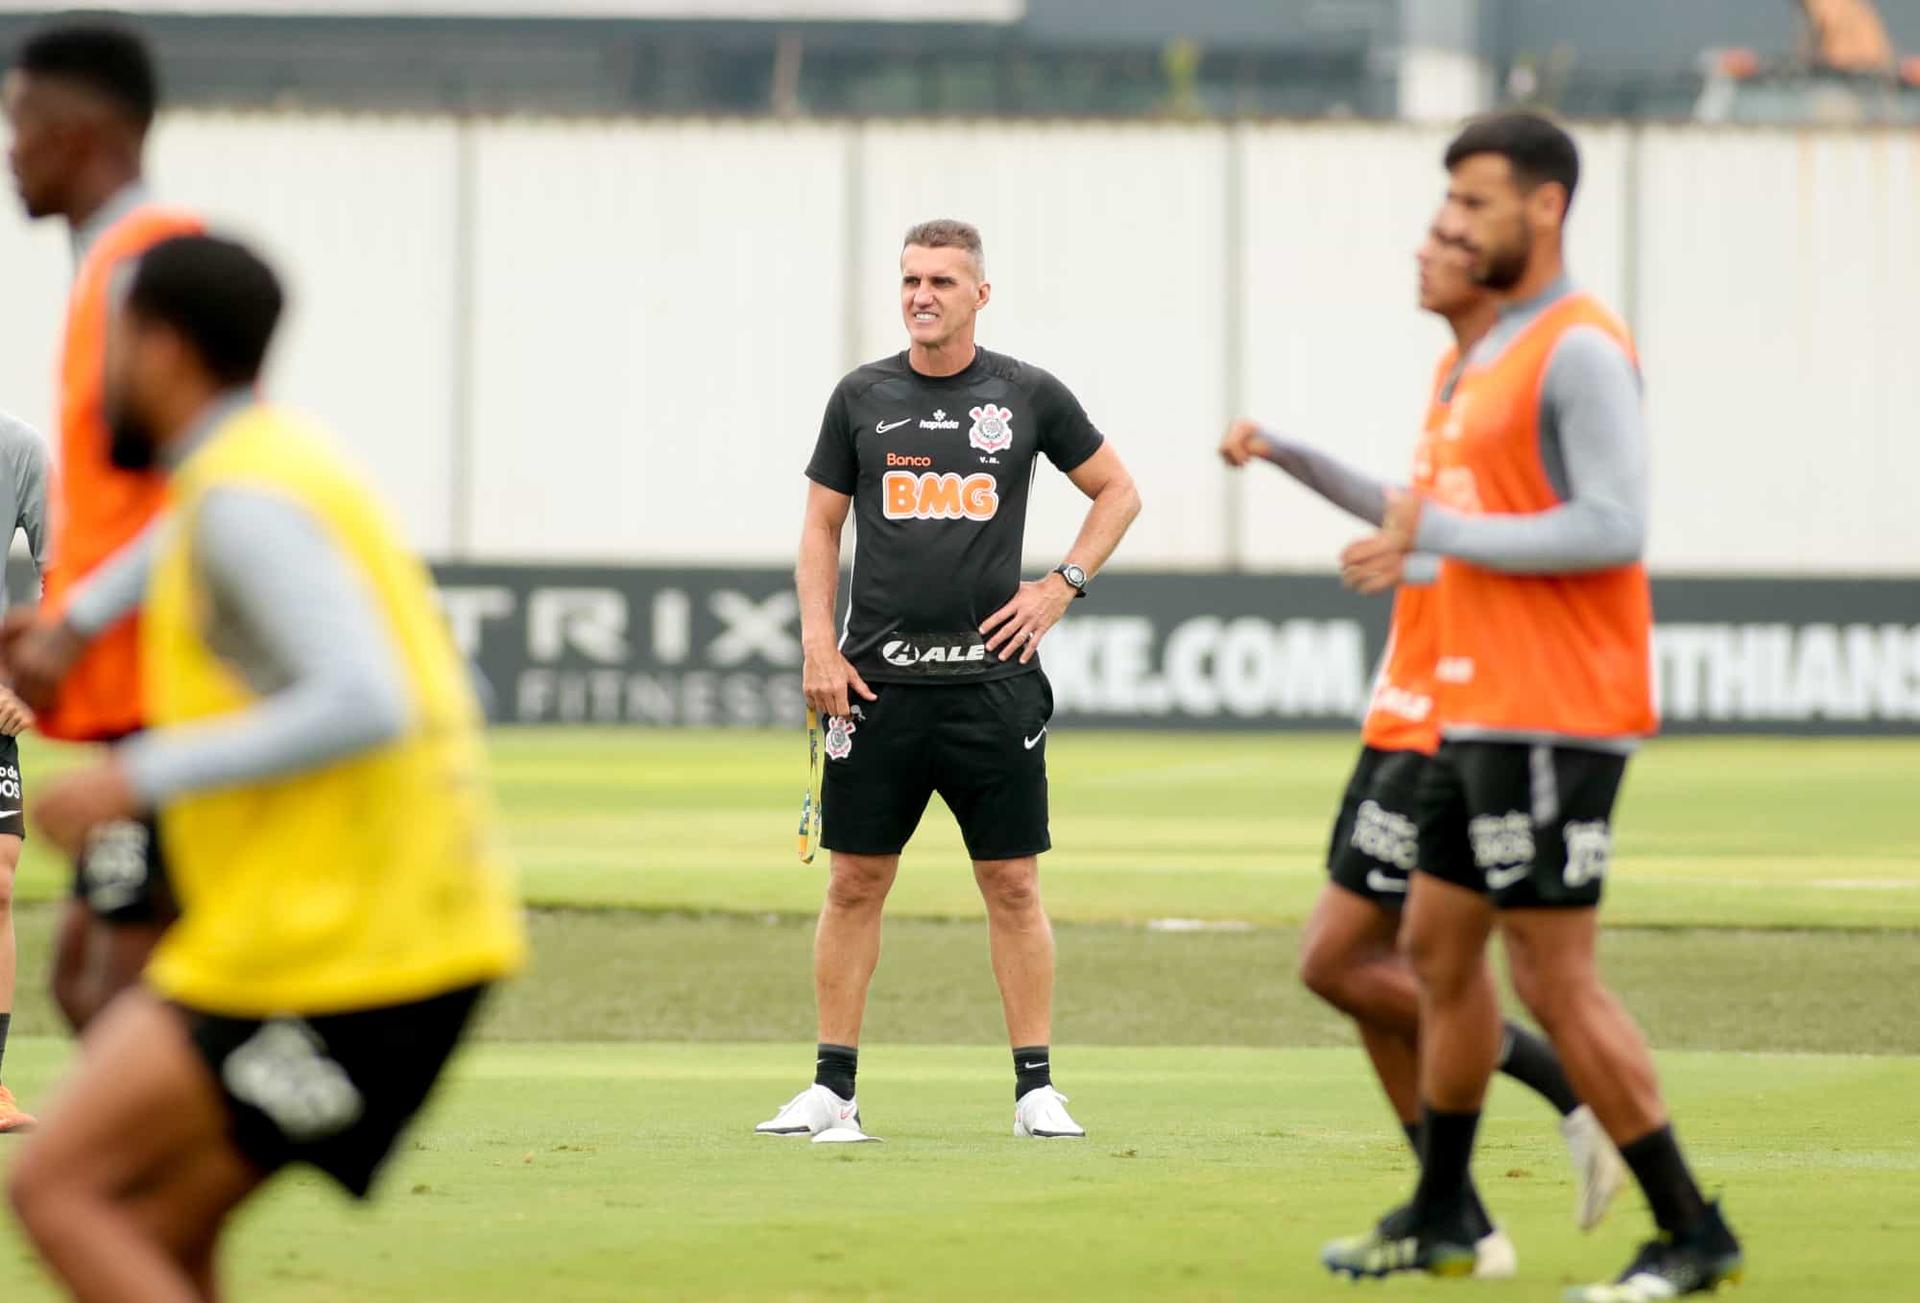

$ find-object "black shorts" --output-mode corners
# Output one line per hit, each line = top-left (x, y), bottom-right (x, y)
(181, 983), (488, 1199)
(0, 734), (23, 839)
(1326, 746), (1428, 908)
(1415, 740), (1627, 910)
(821, 672), (1053, 861)
(71, 812), (175, 925)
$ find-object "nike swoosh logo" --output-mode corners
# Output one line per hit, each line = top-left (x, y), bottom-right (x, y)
(1023, 729), (1047, 750)
(1485, 863), (1531, 891)
(1364, 870), (1409, 894)
(875, 418), (912, 433)
(838, 1106), (857, 1120)
(1021, 1061), (1049, 1071)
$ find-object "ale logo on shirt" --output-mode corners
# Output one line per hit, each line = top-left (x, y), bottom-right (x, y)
(883, 471), (1000, 521)
(968, 404), (1013, 456)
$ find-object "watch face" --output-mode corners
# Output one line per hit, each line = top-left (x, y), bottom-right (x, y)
(1063, 565), (1086, 587)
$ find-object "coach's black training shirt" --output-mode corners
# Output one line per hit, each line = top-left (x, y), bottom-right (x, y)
(805, 347), (1105, 685)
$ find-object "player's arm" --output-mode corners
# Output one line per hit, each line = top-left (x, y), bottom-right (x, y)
(982, 440), (1142, 665)
(15, 421), (50, 581)
(796, 480), (874, 719)
(1341, 329), (1645, 590)
(3, 515), (164, 710)
(0, 420), (50, 732)
(797, 381), (876, 720)
(1219, 418), (1394, 526)
(31, 489), (410, 852)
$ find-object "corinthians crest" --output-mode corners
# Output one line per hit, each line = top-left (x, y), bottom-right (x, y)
(824, 713), (857, 761)
(968, 404), (1013, 457)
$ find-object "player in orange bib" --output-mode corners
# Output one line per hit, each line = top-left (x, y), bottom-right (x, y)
(3, 20), (203, 1030)
(1323, 114), (1743, 1301)
(1222, 228), (1623, 1278)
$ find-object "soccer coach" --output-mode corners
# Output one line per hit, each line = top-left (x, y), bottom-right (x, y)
(757, 220), (1140, 1143)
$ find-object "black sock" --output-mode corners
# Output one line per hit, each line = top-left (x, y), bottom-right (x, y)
(1619, 1123), (1710, 1236)
(814, 1043), (858, 1101)
(1404, 1116), (1491, 1237)
(1498, 1021), (1582, 1116)
(0, 1011), (9, 1082)
(1410, 1105), (1481, 1229)
(1013, 1045), (1052, 1099)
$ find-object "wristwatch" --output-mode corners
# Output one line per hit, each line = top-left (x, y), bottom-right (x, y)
(1051, 563), (1089, 598)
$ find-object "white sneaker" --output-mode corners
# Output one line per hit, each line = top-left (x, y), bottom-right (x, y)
(1561, 1104), (1629, 1231)
(755, 1084), (860, 1137)
(1473, 1227), (1518, 1280)
(1013, 1086), (1085, 1138)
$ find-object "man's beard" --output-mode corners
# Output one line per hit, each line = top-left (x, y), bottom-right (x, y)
(1475, 226), (1532, 291)
(107, 406), (160, 471)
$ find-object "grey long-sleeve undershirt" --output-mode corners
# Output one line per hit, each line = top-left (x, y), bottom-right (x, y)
(1256, 431), (1440, 585)
(118, 487), (409, 807)
(1414, 312), (1648, 573)
(66, 516), (160, 637)
(1257, 432), (1391, 526)
(0, 413), (50, 616)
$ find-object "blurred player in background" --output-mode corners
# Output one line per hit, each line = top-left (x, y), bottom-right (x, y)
(1323, 112), (1743, 1300)
(758, 219), (1140, 1142)
(1, 20), (203, 1030)
(6, 234), (526, 1301)
(1220, 225), (1623, 1278)
(0, 411), (48, 1134)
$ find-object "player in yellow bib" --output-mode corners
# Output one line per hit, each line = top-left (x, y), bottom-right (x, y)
(7, 235), (525, 1301)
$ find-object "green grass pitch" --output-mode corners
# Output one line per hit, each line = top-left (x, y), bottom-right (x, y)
(1, 729), (1916, 1299)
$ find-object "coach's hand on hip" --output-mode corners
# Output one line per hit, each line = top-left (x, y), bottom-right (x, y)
(0, 684), (35, 736)
(803, 640), (877, 720)
(981, 575), (1076, 665)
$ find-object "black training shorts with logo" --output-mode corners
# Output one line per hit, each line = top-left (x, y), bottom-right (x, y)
(179, 983), (488, 1199)
(71, 812), (176, 925)
(0, 734), (24, 840)
(1414, 740), (1627, 909)
(1326, 745), (1430, 908)
(821, 672), (1053, 861)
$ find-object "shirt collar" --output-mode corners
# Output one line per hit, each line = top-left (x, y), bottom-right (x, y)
(1498, 271), (1577, 321)
(164, 390), (256, 471)
(71, 180), (154, 267)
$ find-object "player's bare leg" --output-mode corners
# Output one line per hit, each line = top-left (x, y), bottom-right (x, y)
(813, 851), (900, 1047)
(1500, 909), (1664, 1139)
(1402, 873), (1501, 1113)
(0, 835), (29, 1131)
(1317, 874), (1516, 1279)
(1326, 870), (1504, 1274)
(975, 855), (1080, 1137)
(48, 899), (93, 1032)
(50, 903), (167, 1034)
(1503, 908), (1742, 1299)
(757, 851), (900, 1137)
(1299, 887), (1420, 1122)
(973, 855), (1051, 1048)
(8, 988), (262, 1302)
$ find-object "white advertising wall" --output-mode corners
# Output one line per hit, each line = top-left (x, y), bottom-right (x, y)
(0, 114), (1914, 574)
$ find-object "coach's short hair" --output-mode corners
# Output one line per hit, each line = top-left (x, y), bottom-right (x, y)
(14, 20), (159, 132)
(903, 219), (985, 278)
(126, 236), (285, 387)
(1444, 111), (1580, 208)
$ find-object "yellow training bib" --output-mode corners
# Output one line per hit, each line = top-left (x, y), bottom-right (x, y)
(142, 406), (525, 1016)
